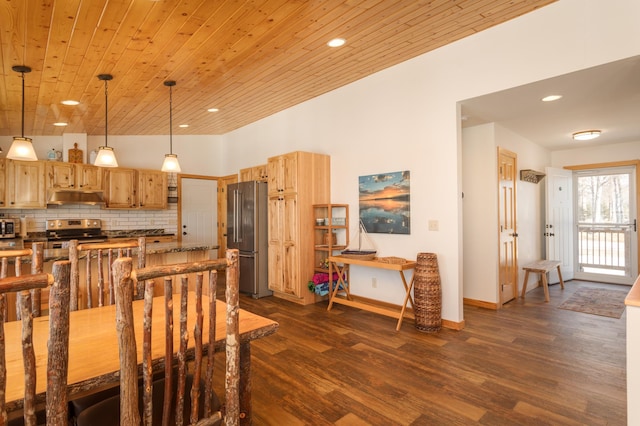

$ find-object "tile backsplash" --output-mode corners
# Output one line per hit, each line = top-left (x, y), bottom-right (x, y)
(1, 204), (178, 234)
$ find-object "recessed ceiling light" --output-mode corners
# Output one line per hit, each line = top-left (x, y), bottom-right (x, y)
(179, 124), (189, 128)
(207, 108), (219, 113)
(53, 122), (68, 127)
(61, 100), (80, 106)
(542, 95), (562, 102)
(572, 130), (601, 141)
(327, 38), (346, 47)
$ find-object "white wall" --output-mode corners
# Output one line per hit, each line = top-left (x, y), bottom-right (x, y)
(217, 0), (640, 323)
(462, 124), (497, 302)
(552, 140), (640, 167)
(462, 123), (550, 304)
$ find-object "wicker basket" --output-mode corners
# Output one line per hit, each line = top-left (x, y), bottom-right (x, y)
(340, 251), (377, 260)
(376, 256), (408, 265)
(413, 252), (442, 333)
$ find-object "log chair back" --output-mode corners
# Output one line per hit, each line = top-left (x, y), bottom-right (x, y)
(69, 237), (146, 310)
(0, 260), (71, 426)
(0, 242), (44, 320)
(111, 249), (240, 426)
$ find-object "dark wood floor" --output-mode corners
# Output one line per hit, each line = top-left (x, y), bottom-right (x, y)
(225, 280), (627, 425)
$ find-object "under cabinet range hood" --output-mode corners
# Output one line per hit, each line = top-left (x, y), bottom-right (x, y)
(47, 189), (105, 206)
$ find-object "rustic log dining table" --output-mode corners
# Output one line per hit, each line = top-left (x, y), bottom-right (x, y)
(4, 292), (278, 424)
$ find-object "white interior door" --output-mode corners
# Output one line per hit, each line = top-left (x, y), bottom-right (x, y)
(545, 167), (574, 282)
(181, 178), (218, 258)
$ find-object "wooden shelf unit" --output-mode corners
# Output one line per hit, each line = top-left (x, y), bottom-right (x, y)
(312, 204), (349, 274)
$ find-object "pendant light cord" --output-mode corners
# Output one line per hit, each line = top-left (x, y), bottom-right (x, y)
(20, 71), (25, 138)
(169, 84), (173, 154)
(104, 78), (108, 147)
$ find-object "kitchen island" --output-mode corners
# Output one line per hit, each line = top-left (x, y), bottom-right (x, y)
(42, 241), (217, 263)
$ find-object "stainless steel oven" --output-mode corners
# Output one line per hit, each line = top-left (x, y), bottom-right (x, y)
(45, 219), (108, 249)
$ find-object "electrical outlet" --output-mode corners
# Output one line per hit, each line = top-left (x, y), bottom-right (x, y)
(428, 220), (439, 231)
(372, 277), (377, 288)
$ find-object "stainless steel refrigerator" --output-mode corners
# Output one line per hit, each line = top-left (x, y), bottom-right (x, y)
(227, 181), (272, 298)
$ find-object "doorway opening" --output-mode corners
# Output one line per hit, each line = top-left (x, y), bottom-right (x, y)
(573, 166), (637, 285)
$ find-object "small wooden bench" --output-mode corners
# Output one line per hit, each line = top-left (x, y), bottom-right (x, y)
(521, 260), (564, 302)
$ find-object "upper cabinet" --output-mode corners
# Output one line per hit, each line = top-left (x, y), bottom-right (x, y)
(46, 162), (104, 191)
(76, 164), (103, 190)
(0, 159), (166, 210)
(103, 167), (167, 210)
(45, 161), (75, 190)
(5, 160), (46, 209)
(267, 152), (298, 195)
(103, 167), (138, 209)
(239, 164), (268, 182)
(138, 169), (167, 209)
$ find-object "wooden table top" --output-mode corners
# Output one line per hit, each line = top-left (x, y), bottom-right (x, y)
(329, 255), (416, 271)
(4, 293), (278, 409)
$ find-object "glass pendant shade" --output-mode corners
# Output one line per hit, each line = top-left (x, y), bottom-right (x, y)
(94, 146), (118, 167)
(161, 153), (181, 172)
(8, 65), (38, 161)
(7, 137), (38, 161)
(161, 80), (181, 172)
(94, 74), (118, 167)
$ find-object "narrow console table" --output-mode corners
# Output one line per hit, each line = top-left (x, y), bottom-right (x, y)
(327, 255), (416, 331)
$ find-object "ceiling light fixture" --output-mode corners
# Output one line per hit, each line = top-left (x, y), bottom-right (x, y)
(7, 65), (38, 161)
(53, 122), (68, 127)
(161, 80), (181, 172)
(207, 108), (219, 113)
(327, 38), (346, 47)
(61, 100), (80, 106)
(542, 95), (562, 102)
(572, 130), (601, 141)
(94, 74), (118, 167)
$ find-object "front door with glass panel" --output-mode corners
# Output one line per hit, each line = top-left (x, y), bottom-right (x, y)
(574, 166), (637, 285)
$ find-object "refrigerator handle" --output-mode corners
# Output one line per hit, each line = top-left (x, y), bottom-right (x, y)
(232, 189), (238, 243)
(234, 189), (242, 243)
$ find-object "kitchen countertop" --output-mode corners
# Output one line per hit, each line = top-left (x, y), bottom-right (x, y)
(43, 241), (218, 262)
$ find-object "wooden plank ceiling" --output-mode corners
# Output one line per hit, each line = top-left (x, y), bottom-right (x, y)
(0, 0), (556, 137)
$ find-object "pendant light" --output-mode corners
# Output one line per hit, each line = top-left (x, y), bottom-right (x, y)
(161, 80), (181, 172)
(94, 74), (118, 167)
(7, 65), (38, 161)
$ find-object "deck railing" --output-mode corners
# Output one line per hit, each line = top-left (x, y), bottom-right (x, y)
(577, 223), (632, 276)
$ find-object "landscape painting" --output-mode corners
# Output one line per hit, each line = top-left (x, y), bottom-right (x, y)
(359, 171), (410, 234)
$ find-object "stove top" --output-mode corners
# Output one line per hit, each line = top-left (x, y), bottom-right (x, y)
(45, 219), (106, 240)
(46, 219), (102, 231)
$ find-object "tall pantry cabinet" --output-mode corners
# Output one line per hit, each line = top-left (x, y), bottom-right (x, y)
(267, 151), (330, 305)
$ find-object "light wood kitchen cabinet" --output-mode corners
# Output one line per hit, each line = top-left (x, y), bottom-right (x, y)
(0, 159), (6, 207)
(76, 164), (103, 190)
(138, 169), (167, 209)
(5, 160), (46, 209)
(267, 151), (330, 304)
(103, 167), (137, 209)
(267, 153), (298, 195)
(103, 168), (166, 209)
(46, 162), (103, 191)
(268, 192), (298, 295)
(45, 161), (76, 189)
(239, 164), (268, 182)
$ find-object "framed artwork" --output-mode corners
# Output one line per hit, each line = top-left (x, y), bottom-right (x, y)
(359, 170), (410, 234)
